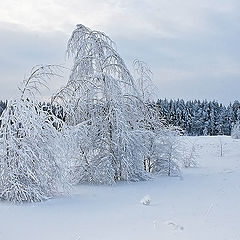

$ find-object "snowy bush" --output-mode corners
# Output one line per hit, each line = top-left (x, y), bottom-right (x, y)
(181, 139), (198, 168)
(231, 121), (240, 139)
(150, 127), (182, 176)
(0, 99), (69, 203)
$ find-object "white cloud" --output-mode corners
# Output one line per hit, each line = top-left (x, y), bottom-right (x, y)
(0, 0), (238, 37)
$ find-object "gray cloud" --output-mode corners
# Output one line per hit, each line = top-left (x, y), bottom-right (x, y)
(0, 23), (68, 100)
(0, 0), (239, 104)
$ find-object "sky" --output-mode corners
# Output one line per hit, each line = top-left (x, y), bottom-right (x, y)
(0, 0), (239, 104)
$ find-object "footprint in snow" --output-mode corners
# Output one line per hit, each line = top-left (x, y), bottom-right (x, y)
(165, 221), (184, 231)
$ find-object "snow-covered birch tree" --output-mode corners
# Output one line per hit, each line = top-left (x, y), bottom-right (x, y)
(133, 60), (182, 176)
(53, 24), (148, 184)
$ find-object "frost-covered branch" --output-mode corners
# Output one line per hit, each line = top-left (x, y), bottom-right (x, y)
(19, 64), (64, 99)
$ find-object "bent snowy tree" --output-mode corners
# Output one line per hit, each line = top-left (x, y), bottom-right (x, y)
(53, 24), (149, 184)
(0, 66), (69, 203)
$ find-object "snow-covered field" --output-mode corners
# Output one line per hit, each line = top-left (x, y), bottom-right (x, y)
(0, 136), (239, 240)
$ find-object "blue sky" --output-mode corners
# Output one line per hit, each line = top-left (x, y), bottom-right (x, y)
(0, 0), (239, 104)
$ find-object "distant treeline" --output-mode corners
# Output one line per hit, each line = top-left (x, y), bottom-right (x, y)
(0, 100), (64, 121)
(1, 99), (240, 136)
(156, 99), (240, 136)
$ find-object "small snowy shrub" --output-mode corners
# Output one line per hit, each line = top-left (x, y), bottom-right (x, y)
(203, 127), (208, 136)
(150, 127), (182, 176)
(181, 139), (198, 168)
(231, 122), (240, 139)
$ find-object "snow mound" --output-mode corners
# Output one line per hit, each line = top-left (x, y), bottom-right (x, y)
(140, 194), (151, 205)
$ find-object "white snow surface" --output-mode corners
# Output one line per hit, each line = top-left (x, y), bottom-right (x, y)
(0, 136), (240, 240)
